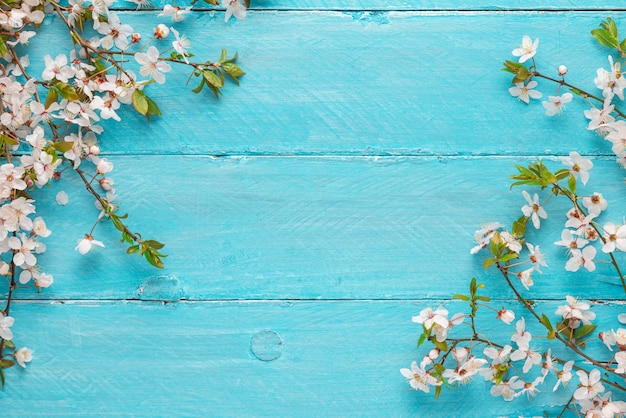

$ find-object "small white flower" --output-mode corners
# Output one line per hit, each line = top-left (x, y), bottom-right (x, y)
(14, 347), (33, 368)
(153, 23), (169, 39)
(0, 313), (15, 340)
(501, 231), (522, 253)
(554, 228), (588, 252)
(602, 222), (626, 253)
(496, 308), (515, 324)
(223, 0), (246, 22)
(32, 216), (51, 237)
(159, 4), (191, 22)
(615, 351), (626, 374)
(521, 191), (547, 229)
(508, 81), (542, 104)
(135, 46), (172, 84)
(491, 376), (524, 401)
(542, 93), (573, 116)
(574, 369), (604, 400)
(512, 35), (539, 63)
(526, 243), (547, 273)
(42, 54), (75, 83)
(171, 28), (191, 64)
(511, 317), (532, 346)
(553, 360), (574, 391)
(400, 361), (440, 393)
(516, 267), (534, 290)
(555, 295), (596, 325)
(561, 151), (593, 185)
(75, 234), (105, 254)
(565, 246), (596, 272)
(582, 192), (608, 216)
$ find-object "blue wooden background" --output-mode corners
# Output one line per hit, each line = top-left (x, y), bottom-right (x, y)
(3, 1), (626, 416)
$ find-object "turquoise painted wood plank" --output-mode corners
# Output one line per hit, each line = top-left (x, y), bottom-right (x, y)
(2, 300), (623, 416)
(111, 1), (626, 11)
(8, 155), (624, 301)
(26, 11), (626, 156)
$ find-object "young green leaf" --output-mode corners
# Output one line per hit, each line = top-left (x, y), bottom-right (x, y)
(45, 88), (59, 108)
(54, 82), (81, 101)
(417, 333), (427, 347)
(132, 90), (149, 115)
(591, 28), (619, 48)
(567, 173), (577, 194)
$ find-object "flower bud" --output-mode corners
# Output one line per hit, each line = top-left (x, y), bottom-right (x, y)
(88, 144), (101, 156)
(98, 177), (114, 191)
(154, 24), (170, 39)
(558, 65), (568, 76)
(428, 348), (440, 360)
(131, 33), (142, 43)
(419, 355), (433, 369)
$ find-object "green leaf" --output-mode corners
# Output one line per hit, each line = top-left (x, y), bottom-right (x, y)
(452, 294), (470, 301)
(132, 90), (149, 115)
(0, 359), (14, 369)
(126, 245), (139, 254)
(555, 168), (570, 181)
(222, 62), (245, 84)
(54, 141), (74, 153)
(575, 324), (597, 340)
(219, 48), (227, 64)
(475, 295), (490, 302)
(434, 384), (442, 400)
(540, 313), (554, 331)
(417, 333), (427, 347)
(499, 253), (519, 264)
(0, 38), (7, 57)
(54, 82), (80, 101)
(145, 95), (161, 118)
(144, 240), (165, 250)
(1, 134), (18, 147)
(470, 277), (477, 296)
(110, 214), (125, 232)
(192, 76), (205, 94)
(512, 66), (530, 84)
(621, 38), (626, 52)
(203, 70), (224, 88)
(45, 88), (59, 109)
(567, 174), (576, 194)
(601, 18), (619, 40)
(432, 339), (448, 352)
(592, 28), (619, 48)
(502, 60), (524, 74)
(483, 257), (497, 270)
(3, 340), (14, 349)
(512, 216), (528, 238)
(0, 368), (4, 388)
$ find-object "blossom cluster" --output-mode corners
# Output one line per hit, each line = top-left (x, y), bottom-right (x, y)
(404, 22), (626, 416)
(0, 0), (247, 386)
(506, 30), (626, 170)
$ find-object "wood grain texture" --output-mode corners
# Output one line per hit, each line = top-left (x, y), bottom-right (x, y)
(28, 11), (626, 156)
(4, 4), (626, 416)
(111, 1), (626, 11)
(9, 155), (625, 301)
(1, 300), (621, 417)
